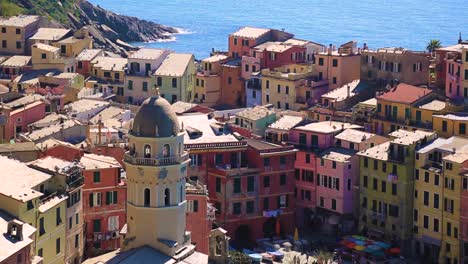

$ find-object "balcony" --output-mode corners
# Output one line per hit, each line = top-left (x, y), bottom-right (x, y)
(124, 152), (189, 166)
(209, 164), (259, 177)
(66, 176), (84, 189)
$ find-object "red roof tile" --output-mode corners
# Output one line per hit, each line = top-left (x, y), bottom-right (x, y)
(377, 83), (432, 104)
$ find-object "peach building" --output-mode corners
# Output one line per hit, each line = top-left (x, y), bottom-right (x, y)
(313, 41), (361, 90)
(228, 27), (292, 58)
(0, 15), (40, 55)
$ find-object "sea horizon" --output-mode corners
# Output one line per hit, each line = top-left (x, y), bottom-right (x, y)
(91, 0), (466, 59)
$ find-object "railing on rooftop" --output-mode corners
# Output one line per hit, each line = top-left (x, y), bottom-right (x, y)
(124, 152), (189, 166)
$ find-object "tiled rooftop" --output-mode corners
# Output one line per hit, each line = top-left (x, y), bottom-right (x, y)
(376, 83), (432, 104)
(230, 27), (270, 39)
(32, 43), (60, 53)
(434, 114), (468, 121)
(129, 48), (167, 60)
(21, 119), (82, 142)
(76, 49), (103, 61)
(268, 115), (303, 130)
(36, 138), (80, 151)
(236, 106), (275, 121)
(295, 121), (362, 134)
(80, 153), (121, 170)
(0, 211), (36, 262)
(65, 98), (109, 114)
(265, 43), (292, 53)
(418, 136), (468, 154)
(0, 156), (51, 202)
(0, 15), (39, 27)
(178, 114), (239, 145)
(322, 79), (361, 101)
(388, 129), (435, 146)
(319, 147), (355, 162)
(335, 129), (375, 143)
(91, 56), (128, 71)
(418, 99), (446, 111)
(5, 94), (43, 108)
(358, 142), (390, 161)
(1, 55), (31, 67)
(29, 28), (71, 41)
(28, 156), (76, 173)
(154, 53), (192, 77)
(202, 54), (228, 63)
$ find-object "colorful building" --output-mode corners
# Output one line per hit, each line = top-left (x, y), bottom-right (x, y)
(372, 83), (445, 135)
(433, 114), (468, 139)
(231, 105), (277, 137)
(313, 41), (361, 90)
(28, 157), (85, 264)
(88, 56), (127, 102)
(413, 136), (468, 263)
(125, 48), (169, 104)
(81, 153), (125, 256)
(0, 155), (68, 264)
(0, 15), (40, 55)
(261, 64), (329, 111)
(358, 129), (436, 255)
(75, 49), (104, 77)
(185, 180), (215, 255)
(361, 47), (431, 88)
(31, 43), (75, 72)
(194, 54), (229, 106)
(153, 53), (195, 103)
(228, 27), (293, 58)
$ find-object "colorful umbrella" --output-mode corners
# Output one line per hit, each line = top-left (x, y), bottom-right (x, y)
(371, 250), (385, 257)
(346, 242), (356, 249)
(355, 240), (366, 245)
(367, 244), (381, 251)
(339, 240), (349, 246)
(275, 219), (281, 237)
(375, 241), (390, 249)
(389, 248), (401, 254)
(354, 245), (365, 251)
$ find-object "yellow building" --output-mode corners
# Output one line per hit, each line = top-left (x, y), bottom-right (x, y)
(261, 64), (328, 111)
(0, 155), (67, 264)
(31, 43), (75, 72)
(52, 27), (93, 58)
(373, 83), (449, 135)
(358, 129), (436, 255)
(88, 56), (128, 101)
(413, 137), (468, 262)
(433, 114), (468, 139)
(0, 15), (40, 55)
(153, 53), (195, 103)
(194, 54), (229, 106)
(29, 157), (85, 264)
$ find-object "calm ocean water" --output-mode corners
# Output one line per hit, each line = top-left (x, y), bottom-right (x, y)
(91, 0), (466, 59)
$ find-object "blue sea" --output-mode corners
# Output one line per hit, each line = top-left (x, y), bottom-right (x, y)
(91, 0), (466, 59)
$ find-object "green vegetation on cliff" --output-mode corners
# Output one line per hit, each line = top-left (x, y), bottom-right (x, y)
(0, 0), (80, 24)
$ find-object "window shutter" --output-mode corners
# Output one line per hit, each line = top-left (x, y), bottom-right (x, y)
(89, 193), (93, 207)
(398, 63), (402, 72)
(197, 154), (202, 166)
(106, 192), (111, 205)
(113, 191), (118, 204)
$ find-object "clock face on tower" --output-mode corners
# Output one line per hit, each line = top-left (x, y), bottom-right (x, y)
(159, 168), (168, 179)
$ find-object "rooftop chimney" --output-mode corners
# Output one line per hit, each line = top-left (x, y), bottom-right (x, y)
(328, 44), (332, 55)
(6, 220), (24, 241)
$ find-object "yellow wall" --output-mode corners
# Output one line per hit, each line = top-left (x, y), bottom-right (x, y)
(433, 115), (468, 139)
(53, 38), (93, 58)
(36, 200), (67, 264)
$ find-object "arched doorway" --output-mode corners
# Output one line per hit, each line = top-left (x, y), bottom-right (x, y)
(234, 225), (251, 249)
(263, 217), (276, 239)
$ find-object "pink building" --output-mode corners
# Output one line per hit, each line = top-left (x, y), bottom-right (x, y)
(186, 181), (215, 255)
(0, 95), (47, 142)
(289, 122), (362, 227)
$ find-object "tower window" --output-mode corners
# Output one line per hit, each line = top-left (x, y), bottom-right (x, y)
(144, 188), (150, 207)
(144, 145), (151, 158)
(165, 188), (171, 206)
(163, 144), (171, 158)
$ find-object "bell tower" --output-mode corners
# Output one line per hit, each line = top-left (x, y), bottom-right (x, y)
(122, 94), (191, 256)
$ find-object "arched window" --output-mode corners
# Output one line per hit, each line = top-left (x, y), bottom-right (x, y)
(164, 188), (170, 206)
(144, 188), (150, 207)
(163, 144), (170, 158)
(144, 145), (151, 158)
(179, 185), (183, 203)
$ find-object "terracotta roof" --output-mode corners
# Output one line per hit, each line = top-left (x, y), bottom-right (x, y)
(295, 121), (362, 134)
(202, 54), (229, 63)
(376, 83), (433, 104)
(80, 153), (120, 170)
(91, 56), (127, 72)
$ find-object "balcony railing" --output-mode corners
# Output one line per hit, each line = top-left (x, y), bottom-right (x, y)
(124, 152), (189, 166)
(67, 176), (84, 189)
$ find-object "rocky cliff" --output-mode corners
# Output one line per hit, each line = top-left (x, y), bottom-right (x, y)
(1, 0), (178, 56)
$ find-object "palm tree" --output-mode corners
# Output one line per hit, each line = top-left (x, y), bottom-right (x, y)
(426, 39), (442, 54)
